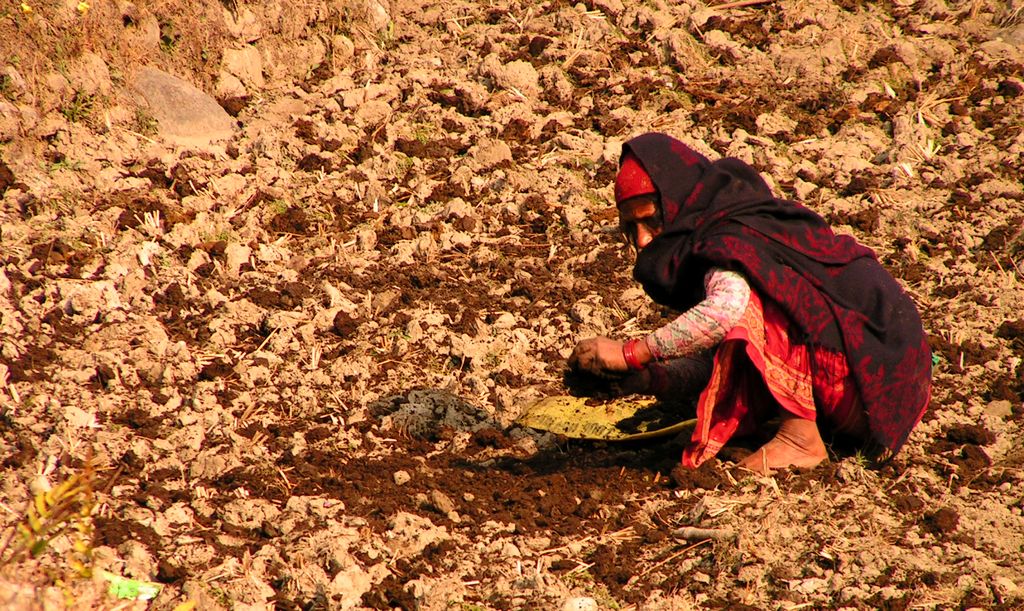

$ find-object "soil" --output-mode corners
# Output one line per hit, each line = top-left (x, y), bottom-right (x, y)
(1, 0), (1024, 609)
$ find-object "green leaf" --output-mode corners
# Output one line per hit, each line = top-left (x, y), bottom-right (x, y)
(101, 571), (162, 601)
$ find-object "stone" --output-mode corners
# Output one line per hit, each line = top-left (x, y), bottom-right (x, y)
(562, 204), (587, 227)
(131, 67), (236, 148)
(757, 110), (799, 137)
(592, 0), (625, 16)
(998, 23), (1024, 46)
(1, 66), (27, 97)
(429, 489), (456, 514)
(42, 71), (73, 111)
(993, 576), (1021, 601)
(479, 55), (540, 99)
(121, 5), (161, 49)
(358, 0), (392, 32)
(223, 6), (262, 42)
(331, 35), (355, 64)
(0, 102), (20, 142)
(223, 242), (251, 277)
(215, 70), (248, 116)
(264, 39), (327, 82)
(985, 399), (1013, 418)
(215, 70), (247, 101)
(561, 597), (597, 611)
(69, 52), (112, 97)
(470, 138), (512, 169)
(793, 177), (818, 201)
(222, 46), (265, 88)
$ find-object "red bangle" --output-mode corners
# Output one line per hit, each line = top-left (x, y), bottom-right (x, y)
(622, 339), (645, 371)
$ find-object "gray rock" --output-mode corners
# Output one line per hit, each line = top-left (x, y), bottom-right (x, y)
(131, 67), (235, 148)
(428, 489), (457, 515)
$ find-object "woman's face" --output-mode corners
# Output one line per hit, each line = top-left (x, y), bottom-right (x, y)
(618, 196), (663, 250)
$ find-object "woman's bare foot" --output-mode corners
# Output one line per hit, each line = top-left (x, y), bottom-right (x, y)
(738, 413), (828, 473)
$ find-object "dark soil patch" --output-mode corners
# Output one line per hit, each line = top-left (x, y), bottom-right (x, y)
(945, 423), (995, 445)
(247, 282), (311, 310)
(110, 407), (165, 438)
(267, 207), (312, 235)
(921, 507), (959, 537)
(105, 190), (194, 231)
(1, 342), (58, 382)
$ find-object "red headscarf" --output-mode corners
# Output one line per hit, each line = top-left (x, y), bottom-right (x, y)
(614, 152), (657, 204)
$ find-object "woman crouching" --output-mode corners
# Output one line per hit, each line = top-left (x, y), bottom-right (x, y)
(569, 132), (932, 473)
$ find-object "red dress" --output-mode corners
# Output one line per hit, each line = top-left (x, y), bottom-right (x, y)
(682, 290), (872, 468)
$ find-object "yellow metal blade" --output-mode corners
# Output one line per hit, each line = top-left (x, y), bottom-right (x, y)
(517, 395), (696, 441)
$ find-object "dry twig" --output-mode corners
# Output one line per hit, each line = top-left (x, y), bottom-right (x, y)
(672, 526), (738, 542)
(639, 539), (712, 577)
(714, 0), (776, 9)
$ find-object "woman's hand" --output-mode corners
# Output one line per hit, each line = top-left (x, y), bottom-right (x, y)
(568, 337), (629, 377)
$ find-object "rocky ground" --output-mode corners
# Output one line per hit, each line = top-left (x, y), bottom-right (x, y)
(1, 0), (1023, 609)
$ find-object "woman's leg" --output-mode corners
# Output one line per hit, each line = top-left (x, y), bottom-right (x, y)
(610, 354), (712, 399)
(647, 355), (713, 399)
(737, 411), (828, 472)
(737, 346), (864, 473)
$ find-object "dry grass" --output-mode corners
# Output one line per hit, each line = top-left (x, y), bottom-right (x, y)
(997, 0), (1024, 25)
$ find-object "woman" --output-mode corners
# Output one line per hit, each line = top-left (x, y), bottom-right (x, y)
(569, 132), (932, 472)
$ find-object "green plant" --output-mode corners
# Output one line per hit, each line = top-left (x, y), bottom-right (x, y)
(48, 157), (81, 173)
(562, 568), (595, 588)
(560, 571), (621, 610)
(396, 153), (415, 176)
(61, 92), (94, 123)
(592, 585), (622, 610)
(377, 20), (396, 50)
(133, 107), (158, 136)
(159, 20), (178, 54)
(848, 451), (873, 473)
(414, 125), (433, 144)
(208, 585), (232, 607)
(0, 74), (12, 99)
(269, 199), (290, 215)
(0, 461), (96, 577)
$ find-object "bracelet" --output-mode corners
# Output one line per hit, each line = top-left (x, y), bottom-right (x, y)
(622, 339), (646, 371)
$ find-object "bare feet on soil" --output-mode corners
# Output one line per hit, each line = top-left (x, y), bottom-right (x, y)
(738, 413), (828, 473)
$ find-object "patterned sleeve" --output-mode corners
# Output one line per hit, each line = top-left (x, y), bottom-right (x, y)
(644, 268), (751, 360)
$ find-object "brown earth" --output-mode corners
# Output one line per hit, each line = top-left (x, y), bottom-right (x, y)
(1, 0), (1024, 609)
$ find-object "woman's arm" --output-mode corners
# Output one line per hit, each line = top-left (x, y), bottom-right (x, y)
(568, 268), (750, 376)
(644, 268), (751, 360)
